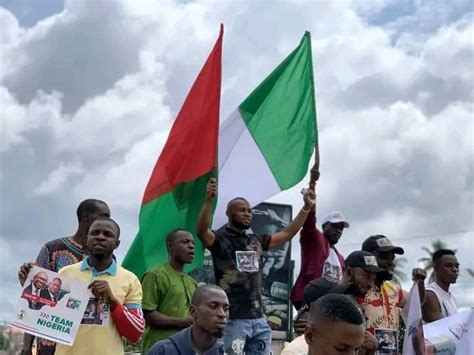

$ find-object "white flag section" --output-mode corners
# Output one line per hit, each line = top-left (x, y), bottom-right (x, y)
(402, 282), (425, 355)
(10, 266), (90, 346)
(423, 309), (473, 354)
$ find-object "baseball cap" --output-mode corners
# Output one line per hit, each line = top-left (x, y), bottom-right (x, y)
(322, 211), (350, 228)
(362, 235), (404, 255)
(303, 277), (352, 305)
(344, 250), (385, 273)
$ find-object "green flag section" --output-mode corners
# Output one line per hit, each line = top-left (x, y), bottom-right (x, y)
(123, 25), (223, 278)
(214, 31), (317, 227)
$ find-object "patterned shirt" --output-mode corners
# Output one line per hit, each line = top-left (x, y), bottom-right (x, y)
(36, 237), (84, 271)
(210, 226), (271, 319)
(34, 237), (84, 354)
(357, 281), (404, 333)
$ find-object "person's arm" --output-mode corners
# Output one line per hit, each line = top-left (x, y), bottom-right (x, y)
(268, 188), (315, 249)
(141, 271), (193, 330)
(196, 178), (217, 248)
(88, 279), (145, 342)
(400, 269), (427, 308)
(21, 334), (35, 355)
(414, 270), (426, 305)
(143, 310), (193, 329)
(422, 291), (443, 323)
(110, 303), (145, 342)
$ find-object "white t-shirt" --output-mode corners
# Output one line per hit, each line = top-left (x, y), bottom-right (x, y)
(426, 282), (458, 318)
(322, 247), (342, 282)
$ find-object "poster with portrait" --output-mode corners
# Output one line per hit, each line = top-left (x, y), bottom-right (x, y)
(11, 266), (90, 345)
(189, 202), (293, 340)
(375, 328), (399, 354)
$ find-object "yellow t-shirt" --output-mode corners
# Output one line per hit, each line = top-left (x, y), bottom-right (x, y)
(56, 259), (142, 355)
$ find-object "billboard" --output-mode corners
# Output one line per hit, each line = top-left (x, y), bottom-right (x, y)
(189, 202), (293, 340)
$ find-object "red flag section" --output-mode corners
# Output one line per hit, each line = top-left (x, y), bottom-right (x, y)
(142, 25), (223, 204)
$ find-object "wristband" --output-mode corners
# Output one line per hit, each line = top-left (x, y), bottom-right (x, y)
(302, 206), (311, 213)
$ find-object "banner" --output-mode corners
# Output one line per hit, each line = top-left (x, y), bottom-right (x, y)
(402, 283), (425, 355)
(10, 266), (90, 345)
(423, 309), (473, 354)
(189, 202), (293, 340)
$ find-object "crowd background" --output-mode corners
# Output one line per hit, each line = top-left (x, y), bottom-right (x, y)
(1, 0), (473, 353)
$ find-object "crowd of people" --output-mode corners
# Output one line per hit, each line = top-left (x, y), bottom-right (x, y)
(16, 175), (460, 355)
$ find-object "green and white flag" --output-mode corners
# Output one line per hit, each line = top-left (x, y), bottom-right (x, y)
(214, 31), (317, 226)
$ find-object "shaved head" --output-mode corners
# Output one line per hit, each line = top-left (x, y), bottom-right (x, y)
(226, 197), (249, 211)
(226, 197), (252, 230)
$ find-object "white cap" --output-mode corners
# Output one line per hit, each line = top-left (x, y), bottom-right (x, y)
(322, 211), (349, 228)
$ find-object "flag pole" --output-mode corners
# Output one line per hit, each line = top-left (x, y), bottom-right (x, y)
(305, 31), (320, 187)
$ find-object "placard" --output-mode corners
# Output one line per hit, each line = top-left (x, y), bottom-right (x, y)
(423, 309), (473, 354)
(11, 266), (90, 346)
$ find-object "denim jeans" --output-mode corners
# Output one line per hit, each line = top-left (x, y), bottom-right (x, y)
(223, 317), (272, 354)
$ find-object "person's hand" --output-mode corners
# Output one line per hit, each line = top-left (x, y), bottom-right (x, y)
(310, 168), (320, 184)
(206, 178), (218, 201)
(360, 331), (377, 354)
(88, 280), (118, 308)
(293, 318), (307, 337)
(303, 188), (315, 210)
(293, 306), (308, 336)
(412, 268), (427, 283)
(19, 262), (34, 287)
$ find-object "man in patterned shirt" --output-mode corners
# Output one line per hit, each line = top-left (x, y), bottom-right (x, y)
(18, 199), (111, 355)
(357, 235), (426, 353)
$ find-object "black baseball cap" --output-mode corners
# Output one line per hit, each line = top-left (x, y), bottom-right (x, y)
(345, 250), (385, 273)
(303, 277), (352, 305)
(362, 235), (404, 255)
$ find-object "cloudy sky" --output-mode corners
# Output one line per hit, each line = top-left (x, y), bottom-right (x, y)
(1, 0), (473, 321)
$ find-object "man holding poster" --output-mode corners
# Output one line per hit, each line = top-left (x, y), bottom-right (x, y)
(55, 217), (144, 355)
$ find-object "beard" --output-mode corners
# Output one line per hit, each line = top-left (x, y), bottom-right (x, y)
(348, 276), (365, 297)
(378, 270), (393, 282)
(213, 329), (224, 338)
(232, 220), (250, 230)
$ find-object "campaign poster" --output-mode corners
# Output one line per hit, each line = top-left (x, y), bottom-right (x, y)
(423, 309), (473, 354)
(189, 202), (293, 340)
(11, 266), (90, 346)
(375, 328), (399, 354)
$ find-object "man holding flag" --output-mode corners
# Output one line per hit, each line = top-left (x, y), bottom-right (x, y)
(196, 178), (314, 354)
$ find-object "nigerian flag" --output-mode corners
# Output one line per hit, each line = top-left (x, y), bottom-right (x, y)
(123, 30), (317, 277)
(214, 31), (317, 227)
(122, 26), (223, 277)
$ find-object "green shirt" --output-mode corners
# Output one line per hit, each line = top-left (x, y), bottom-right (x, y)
(141, 262), (198, 354)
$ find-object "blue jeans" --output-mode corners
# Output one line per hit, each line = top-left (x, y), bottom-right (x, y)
(223, 318), (272, 354)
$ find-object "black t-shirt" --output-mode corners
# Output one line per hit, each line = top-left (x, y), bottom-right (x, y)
(210, 226), (271, 319)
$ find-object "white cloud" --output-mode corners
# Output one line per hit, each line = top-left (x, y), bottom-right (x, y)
(0, 0), (473, 323)
(33, 162), (83, 196)
(0, 87), (62, 151)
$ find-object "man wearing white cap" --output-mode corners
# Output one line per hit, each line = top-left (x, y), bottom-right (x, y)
(290, 184), (350, 310)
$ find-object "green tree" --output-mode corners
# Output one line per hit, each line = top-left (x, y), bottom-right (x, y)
(0, 331), (9, 350)
(418, 239), (453, 283)
(392, 257), (407, 285)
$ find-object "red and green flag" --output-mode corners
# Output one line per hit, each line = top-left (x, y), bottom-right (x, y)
(122, 25), (223, 278)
